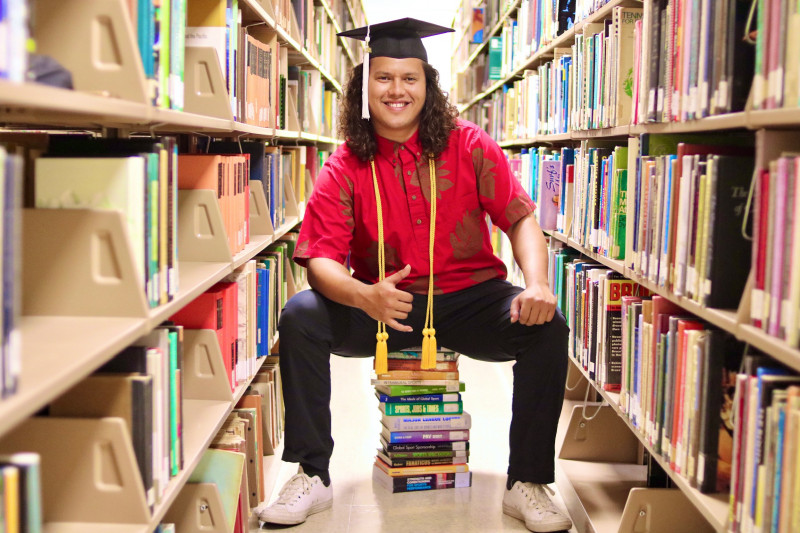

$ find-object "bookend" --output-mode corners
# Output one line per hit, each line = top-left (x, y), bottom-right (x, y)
(184, 47), (236, 121)
(183, 329), (235, 403)
(558, 404), (640, 463)
(617, 488), (714, 533)
(281, 173), (301, 230)
(32, 0), (149, 104)
(285, 90), (303, 133)
(177, 189), (234, 263)
(163, 482), (230, 533)
(0, 417), (150, 525)
(563, 361), (593, 401)
(22, 209), (150, 318)
(249, 179), (275, 237)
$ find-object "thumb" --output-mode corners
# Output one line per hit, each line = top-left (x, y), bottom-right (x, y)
(385, 264), (412, 284)
(509, 294), (520, 323)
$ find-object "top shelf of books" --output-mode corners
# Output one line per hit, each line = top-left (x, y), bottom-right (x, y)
(451, 0), (800, 138)
(0, 0), (366, 137)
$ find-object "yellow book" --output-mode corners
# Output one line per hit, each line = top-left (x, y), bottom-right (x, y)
(3, 464), (20, 533)
(374, 458), (469, 477)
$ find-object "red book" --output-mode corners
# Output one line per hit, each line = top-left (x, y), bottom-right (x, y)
(170, 284), (233, 391)
(753, 169), (770, 328)
(649, 296), (683, 432)
(670, 318), (705, 472)
(220, 282), (238, 390)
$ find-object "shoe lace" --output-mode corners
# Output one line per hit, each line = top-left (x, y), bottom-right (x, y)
(523, 483), (562, 516)
(275, 474), (312, 505)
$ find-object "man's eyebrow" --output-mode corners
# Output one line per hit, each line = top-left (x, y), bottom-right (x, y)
(372, 70), (422, 76)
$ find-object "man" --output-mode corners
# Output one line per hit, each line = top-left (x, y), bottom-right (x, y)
(256, 18), (572, 533)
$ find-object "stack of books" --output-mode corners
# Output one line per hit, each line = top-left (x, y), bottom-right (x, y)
(371, 347), (473, 493)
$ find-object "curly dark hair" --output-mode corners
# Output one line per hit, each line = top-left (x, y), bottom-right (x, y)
(338, 62), (459, 162)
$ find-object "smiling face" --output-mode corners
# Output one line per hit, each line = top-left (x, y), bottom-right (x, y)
(367, 56), (427, 143)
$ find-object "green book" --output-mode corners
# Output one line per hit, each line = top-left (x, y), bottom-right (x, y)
(189, 449), (245, 533)
(380, 401), (463, 416)
(374, 382), (466, 397)
(488, 36), (503, 80)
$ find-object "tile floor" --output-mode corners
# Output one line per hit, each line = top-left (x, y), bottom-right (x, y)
(253, 354), (576, 533)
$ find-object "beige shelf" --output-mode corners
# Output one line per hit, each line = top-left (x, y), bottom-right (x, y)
(539, 132), (573, 142)
(0, 81), (150, 128)
(44, 524), (145, 533)
(233, 234), (274, 270)
(573, 125), (631, 138)
(567, 359), (728, 532)
(150, 108), (234, 133)
(747, 107), (800, 129)
(0, 316), (146, 436)
(630, 112), (749, 134)
(737, 324), (800, 373)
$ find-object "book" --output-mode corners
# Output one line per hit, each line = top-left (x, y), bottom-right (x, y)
(376, 393), (461, 403)
(379, 401), (463, 416)
(381, 412), (472, 432)
(188, 448), (245, 533)
(380, 435), (469, 452)
(0, 452), (42, 533)
(371, 463), (472, 493)
(371, 381), (464, 395)
(376, 449), (467, 467)
(380, 426), (470, 444)
(376, 370), (460, 381)
(374, 457), (469, 477)
(696, 330), (743, 493)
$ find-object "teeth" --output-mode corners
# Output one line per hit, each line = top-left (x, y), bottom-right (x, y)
(387, 103), (407, 108)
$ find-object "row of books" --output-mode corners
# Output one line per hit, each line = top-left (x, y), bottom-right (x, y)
(170, 250), (295, 393)
(53, 323), (186, 509)
(0, 452), (41, 533)
(0, 146), (21, 400)
(506, 145), (573, 233)
(0, 0), (27, 83)
(750, 155), (800, 348)
(728, 357), (800, 533)
(751, 0), (800, 110)
(549, 246), (763, 502)
(558, 135), (754, 310)
(35, 136), (181, 309)
(120, 0), (351, 120)
(205, 362), (282, 533)
(631, 0), (753, 125)
(457, 0), (758, 130)
(131, 0), (187, 110)
(29, 135), (325, 310)
(371, 348), (472, 493)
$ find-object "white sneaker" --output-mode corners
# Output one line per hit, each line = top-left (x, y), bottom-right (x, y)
(255, 472), (332, 525)
(502, 481), (573, 532)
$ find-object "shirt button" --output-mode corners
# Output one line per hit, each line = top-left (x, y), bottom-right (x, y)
(407, 170), (412, 176)
(416, 219), (422, 225)
(400, 146), (405, 150)
(411, 195), (417, 200)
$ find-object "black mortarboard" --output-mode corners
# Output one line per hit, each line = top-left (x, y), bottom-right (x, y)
(337, 18), (454, 63)
(338, 18), (454, 119)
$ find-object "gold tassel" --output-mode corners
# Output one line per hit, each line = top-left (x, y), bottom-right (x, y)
(420, 328), (436, 370)
(375, 331), (388, 375)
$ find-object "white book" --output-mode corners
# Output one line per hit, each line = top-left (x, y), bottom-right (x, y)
(34, 157), (147, 289)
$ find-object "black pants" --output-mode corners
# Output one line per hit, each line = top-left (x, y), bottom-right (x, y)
(277, 278), (569, 484)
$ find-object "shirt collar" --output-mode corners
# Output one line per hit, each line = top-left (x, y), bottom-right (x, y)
(375, 129), (423, 162)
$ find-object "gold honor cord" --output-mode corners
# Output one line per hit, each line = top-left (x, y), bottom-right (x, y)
(370, 157), (438, 374)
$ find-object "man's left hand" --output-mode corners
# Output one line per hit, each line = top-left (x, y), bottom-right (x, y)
(510, 281), (557, 326)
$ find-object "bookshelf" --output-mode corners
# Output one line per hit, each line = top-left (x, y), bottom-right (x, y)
(454, 0), (800, 531)
(0, 0), (366, 531)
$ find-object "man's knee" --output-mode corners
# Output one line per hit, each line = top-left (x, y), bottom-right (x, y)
(279, 290), (327, 336)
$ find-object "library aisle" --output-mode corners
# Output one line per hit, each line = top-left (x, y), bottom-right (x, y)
(251, 354), (575, 532)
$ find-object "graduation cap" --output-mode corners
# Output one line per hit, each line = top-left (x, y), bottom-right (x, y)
(338, 18), (454, 119)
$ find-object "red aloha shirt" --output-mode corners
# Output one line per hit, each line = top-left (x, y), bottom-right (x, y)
(293, 119), (536, 294)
